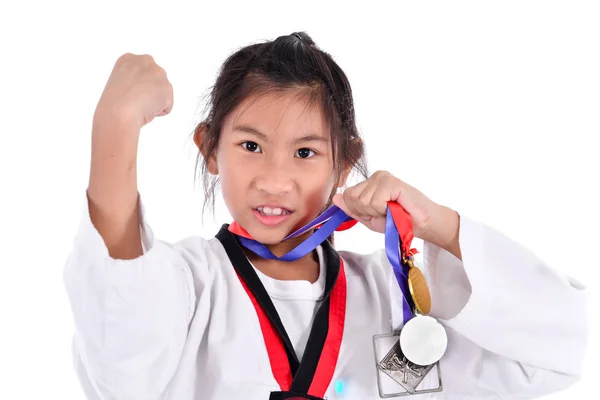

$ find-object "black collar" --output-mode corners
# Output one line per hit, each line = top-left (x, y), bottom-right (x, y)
(216, 224), (341, 397)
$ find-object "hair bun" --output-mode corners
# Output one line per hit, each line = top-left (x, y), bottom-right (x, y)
(290, 31), (316, 47)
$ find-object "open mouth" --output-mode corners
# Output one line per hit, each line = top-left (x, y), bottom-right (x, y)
(256, 206), (292, 216)
(253, 206), (294, 227)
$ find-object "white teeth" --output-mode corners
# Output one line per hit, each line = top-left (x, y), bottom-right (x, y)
(257, 207), (289, 216)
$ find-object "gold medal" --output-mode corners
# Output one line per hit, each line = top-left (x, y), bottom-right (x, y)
(405, 257), (432, 315)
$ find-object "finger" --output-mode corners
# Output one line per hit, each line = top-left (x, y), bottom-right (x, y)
(369, 176), (400, 216)
(343, 180), (372, 219)
(332, 193), (361, 219)
(370, 189), (392, 217)
(357, 178), (383, 218)
(333, 194), (373, 226)
(158, 82), (174, 116)
(353, 171), (391, 218)
(332, 190), (368, 222)
(332, 193), (351, 215)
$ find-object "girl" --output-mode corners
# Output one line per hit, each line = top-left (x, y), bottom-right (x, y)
(64, 32), (587, 399)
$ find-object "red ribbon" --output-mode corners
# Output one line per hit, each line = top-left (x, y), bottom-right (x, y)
(236, 261), (347, 398)
(388, 202), (419, 259)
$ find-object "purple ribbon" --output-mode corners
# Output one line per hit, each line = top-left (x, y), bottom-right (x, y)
(384, 210), (416, 325)
(234, 206), (415, 324)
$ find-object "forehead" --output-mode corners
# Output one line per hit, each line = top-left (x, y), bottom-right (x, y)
(226, 88), (330, 139)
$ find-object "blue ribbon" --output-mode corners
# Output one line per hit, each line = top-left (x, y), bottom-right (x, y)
(384, 210), (416, 325)
(237, 209), (351, 262)
(233, 205), (415, 324)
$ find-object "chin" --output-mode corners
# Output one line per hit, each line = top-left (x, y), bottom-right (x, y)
(237, 221), (289, 245)
(245, 226), (288, 245)
(249, 234), (287, 247)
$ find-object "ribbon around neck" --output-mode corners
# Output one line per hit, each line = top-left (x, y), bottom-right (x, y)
(228, 201), (418, 324)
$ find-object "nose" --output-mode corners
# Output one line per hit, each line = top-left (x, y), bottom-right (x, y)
(254, 156), (295, 196)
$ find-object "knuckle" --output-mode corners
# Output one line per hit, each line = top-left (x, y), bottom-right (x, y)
(116, 52), (134, 65)
(166, 80), (174, 95)
(152, 64), (169, 81)
(140, 53), (155, 62)
(382, 175), (395, 185)
(358, 192), (370, 206)
(343, 190), (356, 205)
(118, 52), (134, 60)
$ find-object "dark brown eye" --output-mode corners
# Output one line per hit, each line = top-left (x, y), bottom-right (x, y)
(242, 141), (261, 153)
(296, 148), (315, 158)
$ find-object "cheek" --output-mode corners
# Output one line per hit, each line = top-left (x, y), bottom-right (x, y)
(217, 149), (251, 209)
(218, 145), (249, 178)
(301, 162), (336, 202)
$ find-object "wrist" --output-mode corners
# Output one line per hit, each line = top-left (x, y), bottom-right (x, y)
(90, 117), (140, 197)
(92, 113), (140, 159)
(93, 103), (143, 134)
(424, 205), (461, 256)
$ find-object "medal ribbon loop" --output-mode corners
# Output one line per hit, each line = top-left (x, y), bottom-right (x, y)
(229, 201), (418, 324)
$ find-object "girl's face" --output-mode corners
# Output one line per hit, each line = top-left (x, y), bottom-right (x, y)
(209, 89), (347, 245)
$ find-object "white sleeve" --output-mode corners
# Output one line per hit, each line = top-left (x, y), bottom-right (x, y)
(421, 213), (588, 397)
(63, 193), (206, 400)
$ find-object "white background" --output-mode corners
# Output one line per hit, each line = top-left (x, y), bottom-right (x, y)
(0, 1), (598, 398)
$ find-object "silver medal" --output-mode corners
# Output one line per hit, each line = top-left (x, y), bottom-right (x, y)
(400, 315), (448, 366)
(373, 331), (443, 397)
(379, 339), (435, 394)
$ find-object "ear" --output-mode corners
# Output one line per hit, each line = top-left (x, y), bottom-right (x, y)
(194, 122), (218, 175)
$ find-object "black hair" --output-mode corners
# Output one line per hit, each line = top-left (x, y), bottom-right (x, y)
(194, 32), (368, 216)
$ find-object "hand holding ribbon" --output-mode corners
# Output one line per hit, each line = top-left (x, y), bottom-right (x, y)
(332, 171), (462, 260)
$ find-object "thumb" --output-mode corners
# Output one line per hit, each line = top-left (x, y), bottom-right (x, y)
(332, 192), (373, 228)
(332, 193), (352, 217)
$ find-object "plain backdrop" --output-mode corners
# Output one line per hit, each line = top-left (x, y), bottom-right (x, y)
(0, 1), (598, 398)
